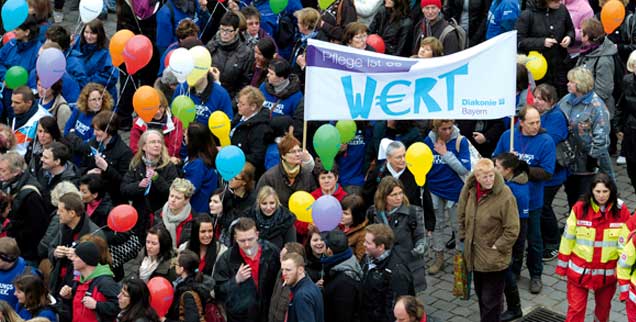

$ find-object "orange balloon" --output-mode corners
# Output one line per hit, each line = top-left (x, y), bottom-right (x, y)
(109, 29), (134, 67)
(133, 86), (160, 123)
(601, 0), (625, 34)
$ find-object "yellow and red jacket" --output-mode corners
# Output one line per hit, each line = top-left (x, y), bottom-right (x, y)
(556, 199), (633, 289)
(616, 224), (636, 303)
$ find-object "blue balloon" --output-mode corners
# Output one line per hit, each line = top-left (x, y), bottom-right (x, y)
(215, 145), (246, 181)
(1, 0), (28, 32)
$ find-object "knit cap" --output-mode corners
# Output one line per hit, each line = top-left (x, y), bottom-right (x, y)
(74, 241), (99, 266)
(421, 0), (441, 9)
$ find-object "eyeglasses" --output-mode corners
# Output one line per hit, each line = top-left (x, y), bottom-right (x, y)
(287, 148), (303, 155)
(220, 27), (236, 34)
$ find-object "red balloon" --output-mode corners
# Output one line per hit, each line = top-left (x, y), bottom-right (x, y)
(164, 49), (175, 69)
(122, 35), (153, 75)
(147, 277), (174, 318)
(107, 205), (138, 232)
(366, 34), (385, 54)
(2, 32), (15, 45)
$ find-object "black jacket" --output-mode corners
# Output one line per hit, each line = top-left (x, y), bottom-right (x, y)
(245, 206), (296, 250)
(412, 16), (462, 55)
(322, 254), (363, 322)
(120, 162), (179, 234)
(287, 276), (325, 322)
(80, 134), (134, 205)
(319, 0), (357, 42)
(207, 35), (254, 98)
(361, 251), (414, 322)
(36, 161), (80, 210)
(456, 119), (505, 157)
(231, 108), (274, 176)
(443, 0), (490, 46)
(369, 8), (413, 57)
(213, 240), (281, 322)
(516, 1), (575, 88)
(3, 172), (48, 262)
(165, 275), (213, 322)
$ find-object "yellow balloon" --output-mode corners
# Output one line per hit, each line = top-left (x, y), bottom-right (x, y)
(187, 46), (212, 86)
(208, 111), (231, 146)
(405, 142), (433, 187)
(526, 51), (547, 81)
(289, 191), (315, 223)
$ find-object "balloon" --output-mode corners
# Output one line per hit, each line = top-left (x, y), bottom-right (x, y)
(313, 124), (341, 171)
(312, 195), (342, 231)
(164, 49), (175, 69)
(171, 95), (196, 128)
(405, 142), (433, 187)
(318, 0), (335, 10)
(133, 86), (160, 123)
(147, 277), (174, 318)
(526, 51), (548, 81)
(169, 48), (194, 83)
(79, 0), (103, 23)
(36, 48), (66, 89)
(107, 205), (138, 232)
(366, 34), (385, 53)
(5, 66), (27, 90)
(1, 0), (28, 32)
(289, 191), (315, 223)
(110, 29), (134, 67)
(335, 120), (356, 144)
(186, 46), (212, 86)
(270, 0), (288, 14)
(208, 111), (231, 146)
(2, 32), (15, 45)
(123, 35), (153, 75)
(216, 145), (246, 181)
(601, 0), (625, 34)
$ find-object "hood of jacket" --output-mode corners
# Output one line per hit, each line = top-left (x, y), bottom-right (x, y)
(584, 37), (618, 58)
(510, 171), (528, 185)
(80, 264), (114, 283)
(426, 124), (461, 142)
(264, 74), (302, 99)
(331, 255), (363, 282)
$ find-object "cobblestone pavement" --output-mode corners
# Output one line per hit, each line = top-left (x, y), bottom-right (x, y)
(423, 159), (636, 322)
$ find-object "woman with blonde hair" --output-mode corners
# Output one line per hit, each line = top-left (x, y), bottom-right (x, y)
(121, 130), (179, 234)
(64, 83), (114, 142)
(154, 178), (199, 248)
(245, 185), (296, 249)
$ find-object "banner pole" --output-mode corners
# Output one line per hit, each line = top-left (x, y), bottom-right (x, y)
(302, 121), (308, 151)
(509, 115), (515, 152)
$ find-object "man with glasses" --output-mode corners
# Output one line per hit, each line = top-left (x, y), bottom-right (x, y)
(214, 217), (281, 322)
(207, 12), (255, 99)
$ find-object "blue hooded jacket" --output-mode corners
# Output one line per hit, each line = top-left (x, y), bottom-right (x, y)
(337, 128), (369, 187)
(64, 109), (97, 141)
(0, 257), (37, 308)
(28, 69), (81, 104)
(486, 0), (520, 39)
(174, 78), (233, 125)
(70, 43), (118, 101)
(506, 174), (530, 219)
(183, 157), (219, 213)
(540, 106), (569, 187)
(0, 39), (41, 118)
(155, 0), (209, 56)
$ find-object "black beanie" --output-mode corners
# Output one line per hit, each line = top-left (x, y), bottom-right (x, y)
(74, 242), (99, 266)
(322, 230), (349, 254)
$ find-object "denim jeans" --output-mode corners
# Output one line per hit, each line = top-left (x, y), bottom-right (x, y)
(508, 218), (528, 280)
(526, 209), (543, 278)
(541, 185), (561, 250)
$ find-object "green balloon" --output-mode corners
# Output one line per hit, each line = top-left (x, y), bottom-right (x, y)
(171, 95), (196, 128)
(270, 0), (288, 14)
(318, 0), (335, 10)
(313, 124), (341, 171)
(336, 120), (357, 144)
(5, 66), (27, 90)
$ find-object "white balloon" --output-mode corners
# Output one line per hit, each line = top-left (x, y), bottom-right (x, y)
(79, 0), (103, 23)
(169, 48), (194, 83)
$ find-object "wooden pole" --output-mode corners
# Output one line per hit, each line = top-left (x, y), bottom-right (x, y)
(302, 120), (308, 151)
(509, 115), (515, 152)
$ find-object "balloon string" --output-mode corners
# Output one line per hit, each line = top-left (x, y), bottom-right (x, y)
(100, 68), (118, 99)
(95, 73), (130, 152)
(199, 1), (223, 40)
(68, 17), (84, 59)
(90, 225), (109, 236)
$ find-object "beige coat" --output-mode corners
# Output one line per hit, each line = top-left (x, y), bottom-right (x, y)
(457, 172), (520, 272)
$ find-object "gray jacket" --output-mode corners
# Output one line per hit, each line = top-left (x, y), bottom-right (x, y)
(576, 37), (618, 117)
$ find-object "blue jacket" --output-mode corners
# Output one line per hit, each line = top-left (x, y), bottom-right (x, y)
(259, 80), (303, 117)
(493, 127), (556, 210)
(28, 69), (81, 104)
(183, 157), (219, 213)
(157, 41), (180, 76)
(16, 304), (57, 322)
(287, 276), (325, 322)
(0, 39), (41, 118)
(506, 173), (530, 219)
(244, 0), (303, 42)
(424, 126), (471, 202)
(337, 128), (368, 187)
(0, 258), (36, 308)
(64, 109), (97, 141)
(70, 43), (118, 100)
(486, 0), (520, 39)
(174, 79), (233, 125)
(155, 0), (209, 55)
(541, 106), (569, 187)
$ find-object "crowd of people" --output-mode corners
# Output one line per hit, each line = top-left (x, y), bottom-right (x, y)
(0, 0), (636, 320)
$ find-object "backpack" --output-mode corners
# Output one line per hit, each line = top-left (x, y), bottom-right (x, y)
(622, 12), (636, 45)
(592, 50), (626, 107)
(439, 18), (467, 51)
(179, 290), (226, 322)
(455, 135), (481, 181)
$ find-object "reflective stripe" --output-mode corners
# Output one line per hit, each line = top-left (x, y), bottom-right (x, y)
(618, 258), (631, 268)
(630, 290), (636, 303)
(557, 260), (568, 268)
(563, 232), (576, 240)
(620, 284), (630, 293)
(568, 261), (615, 276)
(575, 239), (618, 248)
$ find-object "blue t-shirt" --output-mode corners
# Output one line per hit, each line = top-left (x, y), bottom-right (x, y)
(424, 136), (470, 202)
(541, 106), (569, 187)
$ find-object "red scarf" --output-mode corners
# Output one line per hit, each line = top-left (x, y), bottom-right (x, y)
(476, 182), (491, 203)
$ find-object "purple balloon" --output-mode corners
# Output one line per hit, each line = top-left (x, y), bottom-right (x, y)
(36, 48), (66, 88)
(312, 195), (343, 232)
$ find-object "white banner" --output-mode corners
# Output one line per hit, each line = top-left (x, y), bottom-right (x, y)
(304, 31), (517, 121)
